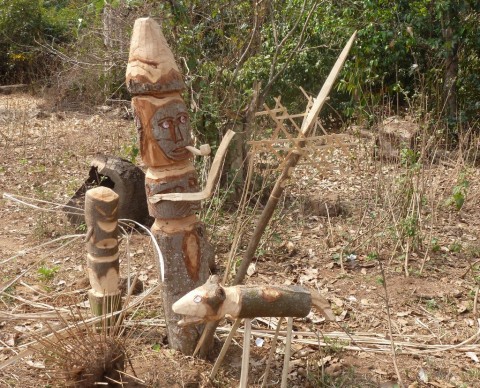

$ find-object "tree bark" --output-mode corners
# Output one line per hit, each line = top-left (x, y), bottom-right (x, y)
(442, 24), (458, 122)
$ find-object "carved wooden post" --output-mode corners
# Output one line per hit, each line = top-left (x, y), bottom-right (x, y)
(126, 17), (215, 354)
(84, 187), (121, 322)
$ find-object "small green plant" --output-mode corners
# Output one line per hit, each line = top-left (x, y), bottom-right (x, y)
(151, 344), (161, 352)
(0, 285), (16, 304)
(449, 242), (462, 253)
(401, 216), (418, 238)
(425, 299), (438, 311)
(38, 265), (59, 282)
(466, 245), (480, 259)
(366, 252), (379, 261)
(121, 140), (139, 164)
(430, 238), (441, 253)
(400, 147), (420, 168)
(323, 337), (348, 354)
(375, 276), (385, 286)
(446, 171), (469, 211)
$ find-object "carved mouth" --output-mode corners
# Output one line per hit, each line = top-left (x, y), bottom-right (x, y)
(171, 147), (190, 157)
(177, 315), (206, 327)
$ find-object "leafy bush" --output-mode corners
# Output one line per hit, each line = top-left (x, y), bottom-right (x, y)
(0, 0), (74, 84)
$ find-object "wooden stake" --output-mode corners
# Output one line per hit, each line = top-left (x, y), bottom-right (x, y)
(239, 319), (251, 388)
(84, 187), (121, 324)
(261, 317), (283, 388)
(281, 317), (293, 388)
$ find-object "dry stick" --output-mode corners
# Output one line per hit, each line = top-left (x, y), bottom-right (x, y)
(460, 258), (480, 279)
(325, 203), (340, 271)
(0, 235), (83, 295)
(404, 239), (410, 277)
(280, 317), (293, 388)
(261, 317), (284, 388)
(234, 31), (357, 286)
(210, 319), (242, 381)
(239, 319), (252, 388)
(0, 233), (84, 266)
(378, 261), (404, 388)
(199, 31), (357, 359)
(474, 286), (480, 319)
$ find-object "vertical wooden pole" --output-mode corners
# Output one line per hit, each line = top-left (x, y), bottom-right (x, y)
(84, 186), (121, 323)
(239, 319), (251, 388)
(281, 317), (293, 388)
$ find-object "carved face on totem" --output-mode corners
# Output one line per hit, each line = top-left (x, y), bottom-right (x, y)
(151, 98), (192, 161)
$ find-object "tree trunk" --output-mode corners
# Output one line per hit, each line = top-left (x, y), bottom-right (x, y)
(442, 25), (458, 122)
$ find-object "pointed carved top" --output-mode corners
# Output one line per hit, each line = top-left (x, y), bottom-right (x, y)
(126, 17), (185, 95)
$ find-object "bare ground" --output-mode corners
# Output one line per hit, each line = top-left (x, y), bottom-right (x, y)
(0, 93), (479, 387)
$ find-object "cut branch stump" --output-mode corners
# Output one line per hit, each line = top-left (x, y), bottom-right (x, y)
(85, 187), (121, 325)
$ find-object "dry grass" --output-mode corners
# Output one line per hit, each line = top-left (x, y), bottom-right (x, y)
(1, 93), (480, 387)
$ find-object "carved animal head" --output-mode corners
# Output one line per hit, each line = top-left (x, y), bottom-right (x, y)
(172, 275), (229, 326)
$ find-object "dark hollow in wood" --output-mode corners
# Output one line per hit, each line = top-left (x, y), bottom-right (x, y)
(127, 70), (185, 96)
(65, 155), (152, 227)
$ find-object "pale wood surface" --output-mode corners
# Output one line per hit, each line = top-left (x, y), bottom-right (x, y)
(85, 187), (119, 258)
(126, 17), (184, 95)
(301, 31), (357, 134)
(145, 168), (200, 219)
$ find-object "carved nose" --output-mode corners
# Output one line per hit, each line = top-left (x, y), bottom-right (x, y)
(172, 124), (184, 143)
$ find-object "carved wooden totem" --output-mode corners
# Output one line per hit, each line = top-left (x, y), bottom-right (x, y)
(84, 186), (121, 322)
(126, 17), (213, 354)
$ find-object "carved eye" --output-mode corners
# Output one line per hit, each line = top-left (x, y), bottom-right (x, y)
(193, 295), (202, 303)
(216, 287), (225, 299)
(161, 121), (170, 129)
(179, 115), (187, 124)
